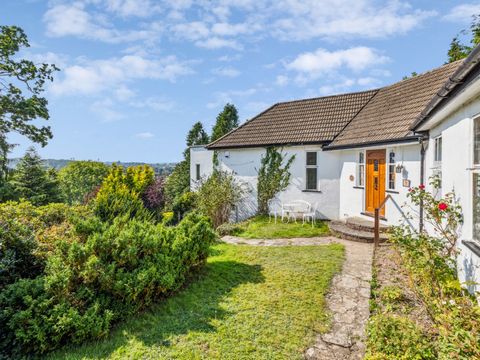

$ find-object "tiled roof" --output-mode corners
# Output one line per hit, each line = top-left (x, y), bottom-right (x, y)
(207, 89), (378, 149)
(207, 59), (466, 150)
(328, 60), (463, 148)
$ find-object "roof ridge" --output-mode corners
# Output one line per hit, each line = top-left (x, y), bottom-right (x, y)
(275, 88), (379, 106)
(382, 59), (464, 88)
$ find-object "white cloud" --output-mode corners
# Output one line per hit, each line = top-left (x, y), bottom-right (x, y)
(212, 66), (241, 77)
(115, 85), (136, 101)
(104, 0), (161, 18)
(443, 3), (480, 23)
(285, 47), (389, 84)
(172, 21), (210, 41)
(90, 98), (125, 122)
(218, 54), (242, 62)
(275, 75), (289, 86)
(195, 37), (242, 50)
(50, 54), (193, 96)
(135, 132), (155, 138)
(43, 2), (154, 43)
(129, 97), (175, 111)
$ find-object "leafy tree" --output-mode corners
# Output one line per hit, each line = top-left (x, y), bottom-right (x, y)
(185, 121), (209, 155)
(57, 161), (110, 204)
(10, 147), (61, 205)
(210, 103), (239, 142)
(196, 170), (243, 228)
(447, 15), (480, 63)
(164, 160), (190, 204)
(0, 26), (58, 167)
(257, 147), (295, 215)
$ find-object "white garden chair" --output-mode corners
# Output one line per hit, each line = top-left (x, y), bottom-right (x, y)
(282, 200), (311, 223)
(303, 202), (318, 227)
(268, 198), (283, 223)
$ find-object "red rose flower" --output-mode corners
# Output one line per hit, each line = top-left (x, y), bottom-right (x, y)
(438, 202), (448, 211)
(419, 184), (425, 190)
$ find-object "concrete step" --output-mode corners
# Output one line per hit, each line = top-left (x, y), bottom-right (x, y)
(345, 217), (389, 233)
(329, 222), (389, 243)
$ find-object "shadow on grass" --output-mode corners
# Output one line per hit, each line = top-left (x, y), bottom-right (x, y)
(51, 260), (264, 359)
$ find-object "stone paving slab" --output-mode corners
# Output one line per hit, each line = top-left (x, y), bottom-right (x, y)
(221, 235), (374, 360)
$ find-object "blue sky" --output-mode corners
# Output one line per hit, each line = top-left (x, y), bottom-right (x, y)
(2, 1), (480, 163)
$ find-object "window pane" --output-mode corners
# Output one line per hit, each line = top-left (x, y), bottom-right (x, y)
(434, 137), (442, 162)
(306, 168), (317, 190)
(475, 119), (480, 164)
(474, 173), (480, 240)
(389, 151), (395, 163)
(359, 152), (364, 164)
(358, 164), (365, 186)
(196, 164), (200, 181)
(306, 152), (317, 166)
(374, 159), (379, 171)
(389, 165), (395, 190)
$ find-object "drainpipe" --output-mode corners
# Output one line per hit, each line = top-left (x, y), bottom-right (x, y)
(419, 137), (427, 233)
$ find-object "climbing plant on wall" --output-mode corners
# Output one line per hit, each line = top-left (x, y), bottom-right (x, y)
(257, 147), (295, 215)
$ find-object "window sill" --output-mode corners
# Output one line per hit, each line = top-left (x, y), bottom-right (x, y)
(462, 240), (480, 257)
(353, 186), (364, 189)
(386, 189), (399, 194)
(302, 189), (322, 193)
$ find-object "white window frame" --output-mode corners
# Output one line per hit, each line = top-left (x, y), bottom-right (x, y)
(433, 136), (442, 165)
(305, 151), (318, 190)
(357, 151), (365, 187)
(387, 150), (396, 190)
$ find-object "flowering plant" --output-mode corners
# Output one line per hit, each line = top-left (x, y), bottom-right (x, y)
(406, 175), (463, 257)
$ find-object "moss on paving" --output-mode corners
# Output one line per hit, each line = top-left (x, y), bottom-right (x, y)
(233, 215), (330, 239)
(48, 243), (344, 360)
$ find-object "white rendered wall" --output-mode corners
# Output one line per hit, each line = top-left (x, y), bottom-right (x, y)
(337, 143), (422, 230)
(215, 145), (342, 221)
(189, 146), (214, 190)
(425, 96), (480, 294)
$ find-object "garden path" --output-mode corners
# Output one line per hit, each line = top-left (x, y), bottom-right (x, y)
(222, 235), (373, 360)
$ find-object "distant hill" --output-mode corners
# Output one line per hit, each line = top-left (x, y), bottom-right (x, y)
(8, 158), (177, 176)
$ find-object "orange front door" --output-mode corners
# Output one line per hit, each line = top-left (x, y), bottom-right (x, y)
(366, 150), (386, 215)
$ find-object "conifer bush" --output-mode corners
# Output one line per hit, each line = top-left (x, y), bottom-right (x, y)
(0, 212), (215, 357)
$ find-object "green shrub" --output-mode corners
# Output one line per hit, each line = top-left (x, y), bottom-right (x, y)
(366, 314), (436, 360)
(379, 285), (404, 305)
(0, 202), (92, 288)
(172, 191), (198, 223)
(0, 212), (215, 357)
(94, 164), (154, 222)
(196, 171), (243, 228)
(216, 222), (243, 236)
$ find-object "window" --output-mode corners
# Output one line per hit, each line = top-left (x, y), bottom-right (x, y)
(475, 117), (480, 165)
(357, 152), (365, 187)
(388, 151), (395, 190)
(195, 164), (201, 181)
(306, 152), (317, 190)
(434, 136), (442, 163)
(473, 173), (480, 241)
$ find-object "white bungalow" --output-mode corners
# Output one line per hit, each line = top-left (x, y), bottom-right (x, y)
(191, 47), (480, 294)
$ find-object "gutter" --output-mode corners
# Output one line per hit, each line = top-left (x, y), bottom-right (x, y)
(323, 135), (422, 151)
(411, 45), (480, 131)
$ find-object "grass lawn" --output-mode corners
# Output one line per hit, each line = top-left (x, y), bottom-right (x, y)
(48, 243), (344, 360)
(232, 215), (330, 239)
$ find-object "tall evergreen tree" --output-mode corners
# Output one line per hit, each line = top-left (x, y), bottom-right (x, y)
(10, 147), (61, 205)
(210, 103), (239, 142)
(166, 121), (210, 204)
(183, 121), (209, 158)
